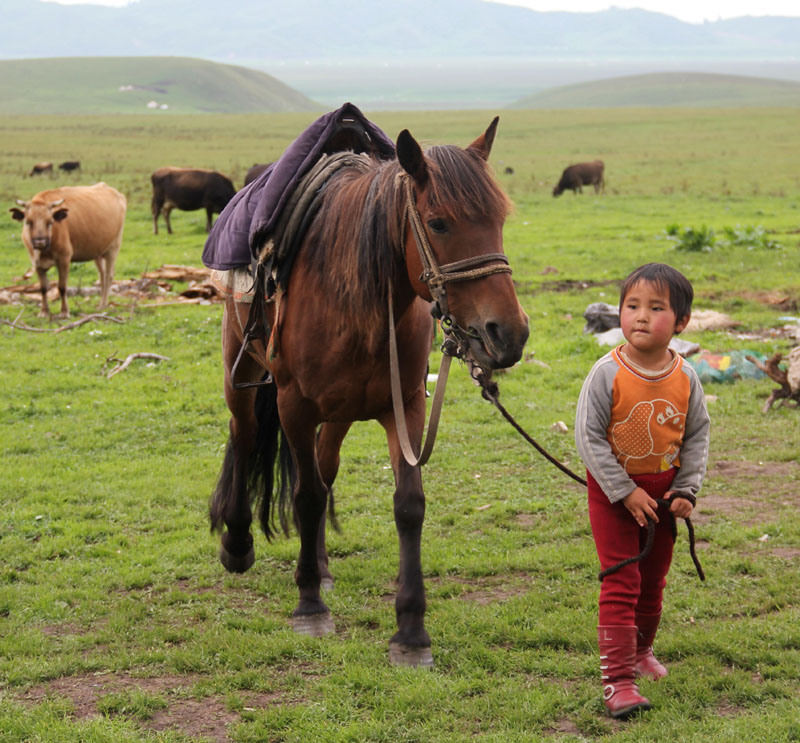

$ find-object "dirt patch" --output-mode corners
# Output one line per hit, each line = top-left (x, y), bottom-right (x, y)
(746, 291), (799, 312)
(696, 460), (800, 525)
(428, 573), (532, 605)
(20, 672), (284, 742)
(540, 278), (618, 293)
(544, 718), (583, 737)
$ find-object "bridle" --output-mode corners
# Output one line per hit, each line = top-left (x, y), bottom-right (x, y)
(398, 172), (512, 348)
(388, 172), (514, 467)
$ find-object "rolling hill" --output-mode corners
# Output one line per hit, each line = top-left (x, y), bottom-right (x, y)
(511, 72), (800, 109)
(0, 57), (320, 115)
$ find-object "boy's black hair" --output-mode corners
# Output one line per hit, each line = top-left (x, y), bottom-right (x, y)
(619, 263), (694, 329)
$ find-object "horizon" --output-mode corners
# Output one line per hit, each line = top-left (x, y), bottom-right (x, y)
(41, 0), (800, 25)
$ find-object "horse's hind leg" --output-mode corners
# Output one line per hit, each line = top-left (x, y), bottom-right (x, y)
(279, 393), (333, 636)
(380, 392), (432, 667)
(210, 304), (264, 573)
(316, 421), (352, 590)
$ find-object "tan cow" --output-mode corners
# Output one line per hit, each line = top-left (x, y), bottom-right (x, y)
(10, 182), (127, 318)
(30, 161), (53, 176)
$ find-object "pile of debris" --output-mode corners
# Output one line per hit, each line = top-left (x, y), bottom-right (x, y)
(0, 265), (223, 308)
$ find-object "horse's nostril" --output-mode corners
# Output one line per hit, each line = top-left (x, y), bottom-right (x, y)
(485, 321), (503, 349)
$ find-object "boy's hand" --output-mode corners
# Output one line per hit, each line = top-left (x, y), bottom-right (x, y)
(623, 487), (659, 527)
(666, 490), (694, 519)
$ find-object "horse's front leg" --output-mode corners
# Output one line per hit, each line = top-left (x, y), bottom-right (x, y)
(315, 421), (352, 590)
(279, 391), (334, 636)
(379, 387), (432, 667)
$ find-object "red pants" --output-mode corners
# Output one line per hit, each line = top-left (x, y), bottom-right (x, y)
(588, 468), (676, 626)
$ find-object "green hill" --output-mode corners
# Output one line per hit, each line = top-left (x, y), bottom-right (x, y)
(0, 57), (320, 114)
(512, 72), (800, 109)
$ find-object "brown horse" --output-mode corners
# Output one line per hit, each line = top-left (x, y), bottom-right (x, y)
(209, 118), (529, 666)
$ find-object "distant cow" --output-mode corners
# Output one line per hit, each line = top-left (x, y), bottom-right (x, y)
(29, 161), (53, 176)
(553, 160), (605, 197)
(10, 183), (127, 318)
(151, 167), (236, 234)
(59, 161), (81, 173)
(244, 162), (271, 186)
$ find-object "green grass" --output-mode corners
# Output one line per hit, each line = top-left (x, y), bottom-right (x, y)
(512, 72), (800, 109)
(0, 57), (319, 115)
(1, 108), (799, 742)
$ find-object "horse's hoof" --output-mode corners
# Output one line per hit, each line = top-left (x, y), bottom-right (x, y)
(219, 544), (255, 574)
(320, 576), (335, 592)
(291, 612), (335, 637)
(389, 643), (434, 668)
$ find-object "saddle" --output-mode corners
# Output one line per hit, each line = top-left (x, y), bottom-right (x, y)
(232, 118), (381, 389)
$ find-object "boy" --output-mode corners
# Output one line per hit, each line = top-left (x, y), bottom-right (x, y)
(575, 263), (710, 719)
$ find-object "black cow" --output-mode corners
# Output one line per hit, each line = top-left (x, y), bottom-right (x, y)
(244, 162), (271, 186)
(151, 167), (236, 234)
(553, 160), (605, 197)
(59, 161), (81, 173)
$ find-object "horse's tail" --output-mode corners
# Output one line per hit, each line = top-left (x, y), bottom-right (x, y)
(208, 381), (295, 540)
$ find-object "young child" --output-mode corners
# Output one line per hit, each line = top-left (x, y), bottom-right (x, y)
(575, 262), (710, 719)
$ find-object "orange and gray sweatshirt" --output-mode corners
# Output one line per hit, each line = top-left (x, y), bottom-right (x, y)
(575, 345), (710, 504)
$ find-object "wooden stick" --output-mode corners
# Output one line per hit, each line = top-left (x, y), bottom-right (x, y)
(107, 352), (169, 379)
(0, 312), (125, 333)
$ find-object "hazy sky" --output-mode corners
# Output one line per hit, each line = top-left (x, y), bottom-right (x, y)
(45, 0), (800, 24)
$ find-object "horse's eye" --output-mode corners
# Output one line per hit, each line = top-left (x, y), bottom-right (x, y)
(427, 218), (448, 234)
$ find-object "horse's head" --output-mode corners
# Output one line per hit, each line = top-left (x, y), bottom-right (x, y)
(396, 119), (529, 371)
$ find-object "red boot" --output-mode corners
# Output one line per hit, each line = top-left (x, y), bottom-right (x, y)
(634, 612), (668, 681)
(598, 626), (652, 719)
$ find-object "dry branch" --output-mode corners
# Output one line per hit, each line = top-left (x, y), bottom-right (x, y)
(0, 312), (125, 333)
(746, 350), (800, 412)
(106, 352), (169, 379)
(142, 265), (211, 282)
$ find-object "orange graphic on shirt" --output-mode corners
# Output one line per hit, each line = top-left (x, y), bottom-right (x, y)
(611, 398), (685, 470)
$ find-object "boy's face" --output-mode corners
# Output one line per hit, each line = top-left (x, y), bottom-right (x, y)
(620, 280), (689, 359)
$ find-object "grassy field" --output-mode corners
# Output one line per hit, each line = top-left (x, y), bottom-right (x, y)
(1, 108), (799, 742)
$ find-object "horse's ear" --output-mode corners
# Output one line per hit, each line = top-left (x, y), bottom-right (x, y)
(397, 129), (428, 185)
(468, 116), (499, 161)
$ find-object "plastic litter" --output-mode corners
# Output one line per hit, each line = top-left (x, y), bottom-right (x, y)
(684, 350), (768, 384)
(582, 302), (619, 333)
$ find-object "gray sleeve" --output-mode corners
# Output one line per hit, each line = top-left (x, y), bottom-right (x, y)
(671, 365), (710, 497)
(574, 356), (638, 504)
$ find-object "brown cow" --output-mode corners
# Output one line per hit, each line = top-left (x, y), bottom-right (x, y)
(243, 162), (271, 186)
(151, 167), (235, 234)
(30, 161), (53, 176)
(10, 183), (127, 318)
(553, 160), (605, 196)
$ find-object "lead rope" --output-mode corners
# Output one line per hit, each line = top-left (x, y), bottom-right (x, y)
(473, 370), (588, 486)
(470, 368), (705, 582)
(597, 494), (705, 582)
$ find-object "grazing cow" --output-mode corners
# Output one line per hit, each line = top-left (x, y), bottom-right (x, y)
(244, 162), (271, 186)
(29, 161), (53, 176)
(151, 167), (235, 234)
(553, 160), (605, 196)
(59, 161), (81, 173)
(10, 183), (127, 318)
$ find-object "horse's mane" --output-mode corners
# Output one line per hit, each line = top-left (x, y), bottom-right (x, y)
(303, 144), (511, 339)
